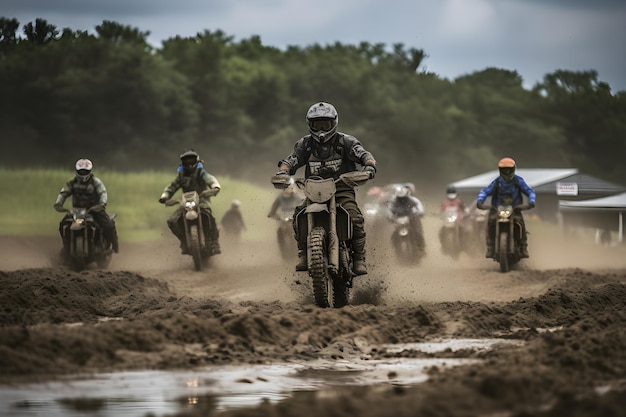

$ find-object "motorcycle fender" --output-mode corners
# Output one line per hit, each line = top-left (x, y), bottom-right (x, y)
(305, 203), (329, 214)
(185, 210), (198, 221)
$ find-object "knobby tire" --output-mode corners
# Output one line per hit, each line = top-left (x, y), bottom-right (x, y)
(310, 226), (332, 308)
(189, 224), (203, 271)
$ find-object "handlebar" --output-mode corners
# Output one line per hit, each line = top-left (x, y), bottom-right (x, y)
(55, 205), (104, 213)
(476, 203), (533, 211)
(200, 187), (220, 198)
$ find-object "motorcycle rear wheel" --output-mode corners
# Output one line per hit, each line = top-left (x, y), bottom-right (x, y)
(309, 226), (332, 308)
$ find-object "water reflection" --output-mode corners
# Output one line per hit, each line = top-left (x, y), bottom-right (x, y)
(0, 338), (522, 417)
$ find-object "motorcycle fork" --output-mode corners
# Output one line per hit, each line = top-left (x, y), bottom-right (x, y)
(306, 195), (339, 274)
(70, 227), (88, 255)
(495, 219), (512, 254)
(184, 212), (206, 248)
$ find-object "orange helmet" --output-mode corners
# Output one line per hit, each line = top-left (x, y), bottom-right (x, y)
(498, 157), (516, 181)
(498, 157), (516, 168)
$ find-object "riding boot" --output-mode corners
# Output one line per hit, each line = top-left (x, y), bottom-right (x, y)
(179, 240), (189, 254)
(109, 229), (119, 253)
(485, 235), (495, 258)
(210, 240), (222, 255)
(519, 234), (529, 258)
(295, 250), (308, 271)
(352, 236), (368, 276)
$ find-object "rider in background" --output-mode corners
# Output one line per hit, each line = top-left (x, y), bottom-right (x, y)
(384, 184), (426, 252)
(275, 101), (377, 275)
(438, 184), (469, 250)
(54, 158), (119, 257)
(476, 157), (536, 258)
(159, 149), (222, 255)
(440, 185), (466, 217)
(267, 180), (305, 220)
(221, 200), (246, 242)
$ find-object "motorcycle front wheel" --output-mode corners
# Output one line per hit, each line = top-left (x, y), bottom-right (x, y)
(189, 224), (203, 271)
(72, 235), (87, 271)
(498, 230), (510, 273)
(309, 226), (332, 308)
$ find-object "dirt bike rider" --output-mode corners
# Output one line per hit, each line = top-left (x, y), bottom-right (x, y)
(438, 185), (468, 240)
(54, 158), (119, 256)
(275, 101), (377, 276)
(158, 149), (222, 255)
(385, 184), (426, 251)
(267, 179), (305, 220)
(221, 200), (246, 240)
(476, 157), (536, 259)
(440, 185), (466, 216)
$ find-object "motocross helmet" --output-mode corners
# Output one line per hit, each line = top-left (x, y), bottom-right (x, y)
(75, 158), (93, 183)
(231, 200), (241, 208)
(498, 157), (516, 182)
(180, 149), (200, 175)
(306, 102), (338, 144)
(403, 182), (416, 196)
(446, 185), (458, 200)
(395, 185), (410, 199)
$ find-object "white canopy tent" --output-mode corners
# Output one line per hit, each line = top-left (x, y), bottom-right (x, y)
(559, 192), (626, 243)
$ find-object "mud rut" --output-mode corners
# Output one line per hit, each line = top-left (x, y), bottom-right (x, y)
(0, 231), (625, 417)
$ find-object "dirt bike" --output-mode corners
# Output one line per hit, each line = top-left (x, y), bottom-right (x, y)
(271, 209), (297, 261)
(439, 205), (465, 260)
(478, 203), (532, 273)
(164, 188), (219, 271)
(272, 171), (370, 308)
(389, 214), (425, 265)
(58, 205), (116, 271)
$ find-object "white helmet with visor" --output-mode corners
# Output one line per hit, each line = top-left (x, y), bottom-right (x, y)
(75, 158), (93, 183)
(306, 102), (338, 144)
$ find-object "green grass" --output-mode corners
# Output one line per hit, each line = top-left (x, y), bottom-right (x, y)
(0, 168), (278, 243)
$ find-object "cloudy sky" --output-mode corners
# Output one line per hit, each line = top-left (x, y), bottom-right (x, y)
(4, 0), (626, 92)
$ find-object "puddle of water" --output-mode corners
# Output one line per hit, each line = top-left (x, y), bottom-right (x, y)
(383, 338), (525, 354)
(0, 338), (522, 417)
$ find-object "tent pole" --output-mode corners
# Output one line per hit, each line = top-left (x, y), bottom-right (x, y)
(617, 211), (624, 243)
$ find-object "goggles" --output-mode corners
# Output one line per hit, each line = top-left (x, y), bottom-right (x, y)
(309, 119), (334, 132)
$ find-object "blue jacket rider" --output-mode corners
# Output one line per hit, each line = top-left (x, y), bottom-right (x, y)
(159, 149), (222, 255)
(476, 157), (536, 258)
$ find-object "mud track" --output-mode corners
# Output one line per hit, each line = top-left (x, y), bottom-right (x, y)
(1, 233), (625, 417)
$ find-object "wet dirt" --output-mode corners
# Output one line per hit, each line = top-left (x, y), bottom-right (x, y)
(1, 222), (625, 417)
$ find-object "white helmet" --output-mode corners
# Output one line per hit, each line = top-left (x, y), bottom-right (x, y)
(306, 102), (338, 144)
(75, 158), (93, 183)
(395, 185), (410, 198)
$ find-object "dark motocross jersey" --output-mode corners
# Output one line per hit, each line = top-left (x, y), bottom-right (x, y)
(278, 133), (375, 190)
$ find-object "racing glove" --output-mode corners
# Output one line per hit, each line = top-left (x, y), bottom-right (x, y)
(363, 165), (376, 179)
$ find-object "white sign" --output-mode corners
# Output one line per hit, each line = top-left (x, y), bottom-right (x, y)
(556, 182), (578, 196)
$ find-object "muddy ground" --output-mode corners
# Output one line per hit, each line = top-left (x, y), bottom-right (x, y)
(1, 222), (625, 417)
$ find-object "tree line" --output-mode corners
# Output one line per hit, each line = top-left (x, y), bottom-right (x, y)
(1, 17), (624, 192)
